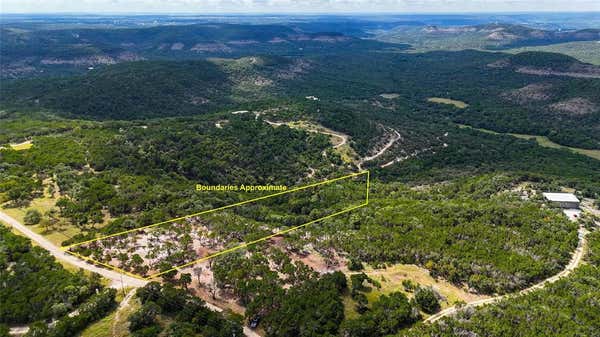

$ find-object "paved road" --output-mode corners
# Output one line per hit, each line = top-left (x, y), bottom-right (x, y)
(0, 210), (148, 288)
(425, 226), (588, 323)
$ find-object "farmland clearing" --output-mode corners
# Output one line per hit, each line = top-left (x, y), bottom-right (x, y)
(457, 123), (600, 160)
(427, 97), (469, 108)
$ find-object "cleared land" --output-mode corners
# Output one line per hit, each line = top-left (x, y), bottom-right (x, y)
(428, 97), (469, 108)
(9, 140), (33, 150)
(380, 93), (400, 99)
(1, 195), (83, 246)
(457, 124), (600, 160)
(66, 173), (368, 279)
(343, 264), (489, 319)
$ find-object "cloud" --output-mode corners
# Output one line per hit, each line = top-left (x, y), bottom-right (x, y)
(2, 0), (599, 13)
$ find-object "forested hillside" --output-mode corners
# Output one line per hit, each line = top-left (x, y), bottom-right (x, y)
(0, 23), (397, 79)
(3, 49), (599, 149)
(406, 230), (600, 337)
(0, 112), (347, 245)
(377, 23), (600, 51)
(2, 15), (600, 337)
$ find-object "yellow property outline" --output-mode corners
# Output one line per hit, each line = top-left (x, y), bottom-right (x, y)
(62, 171), (370, 280)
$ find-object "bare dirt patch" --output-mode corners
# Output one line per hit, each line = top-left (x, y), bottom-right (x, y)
(501, 83), (553, 104)
(427, 97), (468, 108)
(550, 97), (597, 115)
(380, 93), (400, 99)
(40, 55), (116, 66)
(516, 65), (600, 79)
(170, 43), (185, 50)
(191, 43), (232, 53)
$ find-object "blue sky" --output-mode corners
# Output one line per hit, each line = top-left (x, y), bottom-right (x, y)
(2, 0), (599, 13)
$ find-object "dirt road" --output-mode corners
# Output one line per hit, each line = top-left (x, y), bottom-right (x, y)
(264, 120), (348, 148)
(358, 128), (402, 170)
(425, 226), (588, 323)
(0, 211), (148, 288)
(2, 210), (262, 337)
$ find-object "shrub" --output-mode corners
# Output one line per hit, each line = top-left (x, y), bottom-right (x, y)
(24, 209), (41, 225)
(413, 287), (440, 314)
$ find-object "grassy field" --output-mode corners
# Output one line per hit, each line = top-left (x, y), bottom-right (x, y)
(1, 194), (85, 247)
(343, 264), (488, 319)
(9, 140), (33, 150)
(1, 140), (33, 151)
(380, 93), (400, 99)
(2, 177), (113, 247)
(505, 41), (600, 66)
(457, 124), (600, 161)
(427, 97), (469, 108)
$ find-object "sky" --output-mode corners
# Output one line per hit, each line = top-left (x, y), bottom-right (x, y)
(2, 0), (600, 13)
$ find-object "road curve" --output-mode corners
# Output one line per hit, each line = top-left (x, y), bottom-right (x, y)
(264, 119), (348, 148)
(425, 226), (588, 323)
(358, 128), (402, 170)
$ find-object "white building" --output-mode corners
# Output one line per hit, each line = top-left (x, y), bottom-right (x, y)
(542, 192), (580, 209)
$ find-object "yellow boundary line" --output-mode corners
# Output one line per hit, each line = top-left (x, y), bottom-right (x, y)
(63, 171), (370, 280)
(148, 201), (367, 279)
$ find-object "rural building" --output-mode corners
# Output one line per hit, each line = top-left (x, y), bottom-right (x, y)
(542, 192), (580, 209)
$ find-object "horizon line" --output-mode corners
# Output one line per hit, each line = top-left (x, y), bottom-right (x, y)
(2, 10), (600, 16)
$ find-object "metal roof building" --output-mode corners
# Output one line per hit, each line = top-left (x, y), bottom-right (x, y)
(542, 192), (580, 209)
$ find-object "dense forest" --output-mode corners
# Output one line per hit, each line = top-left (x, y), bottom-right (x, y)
(2, 16), (600, 337)
(406, 230), (600, 337)
(2, 47), (599, 149)
(296, 174), (578, 294)
(127, 282), (242, 337)
(0, 224), (109, 333)
(0, 113), (344, 240)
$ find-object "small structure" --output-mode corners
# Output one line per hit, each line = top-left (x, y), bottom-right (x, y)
(543, 192), (580, 209)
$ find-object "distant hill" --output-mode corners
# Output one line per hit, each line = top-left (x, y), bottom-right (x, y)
(377, 23), (600, 51)
(0, 55), (310, 119)
(2, 50), (599, 150)
(1, 60), (234, 119)
(0, 23), (401, 79)
(488, 51), (600, 79)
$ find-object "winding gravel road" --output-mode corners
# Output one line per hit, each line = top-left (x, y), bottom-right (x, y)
(425, 226), (588, 323)
(264, 119), (348, 148)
